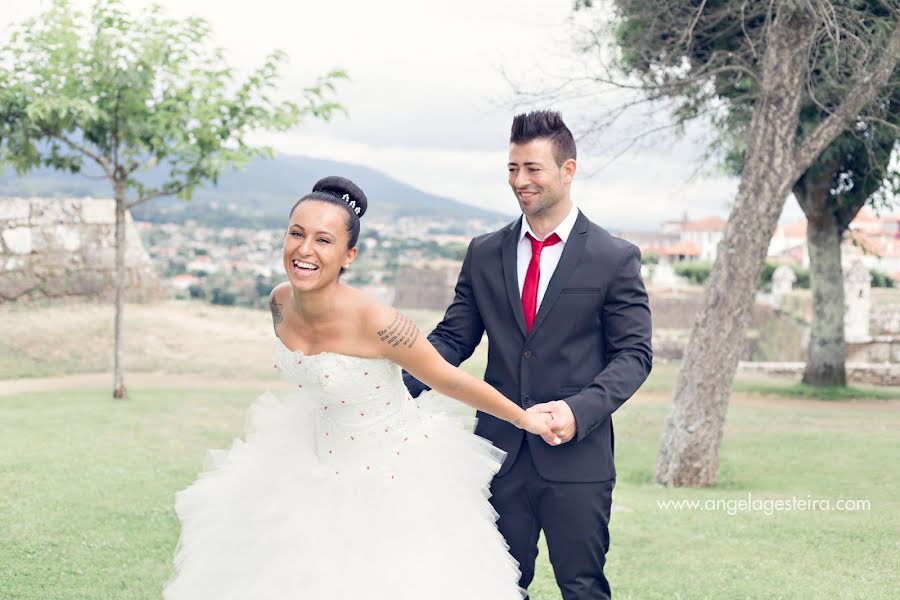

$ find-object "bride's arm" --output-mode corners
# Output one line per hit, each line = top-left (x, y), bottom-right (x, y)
(367, 306), (559, 445)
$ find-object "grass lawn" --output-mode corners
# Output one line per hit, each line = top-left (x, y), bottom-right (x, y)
(1, 300), (899, 598)
(1, 383), (898, 599)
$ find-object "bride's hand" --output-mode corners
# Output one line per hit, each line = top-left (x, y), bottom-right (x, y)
(517, 411), (561, 446)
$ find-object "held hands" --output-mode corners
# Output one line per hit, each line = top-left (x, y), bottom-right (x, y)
(527, 401), (577, 445)
(517, 411), (562, 446)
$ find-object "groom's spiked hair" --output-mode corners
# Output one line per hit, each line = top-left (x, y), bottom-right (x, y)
(510, 110), (576, 167)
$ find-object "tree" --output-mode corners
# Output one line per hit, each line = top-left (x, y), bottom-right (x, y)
(0, 0), (346, 398)
(567, 0), (900, 485)
(703, 3), (900, 387)
(792, 106), (898, 386)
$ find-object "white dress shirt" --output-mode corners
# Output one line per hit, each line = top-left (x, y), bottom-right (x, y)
(517, 202), (579, 312)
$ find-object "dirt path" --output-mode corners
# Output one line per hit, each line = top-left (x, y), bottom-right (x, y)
(2, 372), (898, 412)
(0, 372), (292, 396)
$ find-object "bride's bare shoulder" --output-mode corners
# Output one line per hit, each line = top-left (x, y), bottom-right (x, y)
(338, 285), (399, 335)
(341, 285), (388, 320)
(269, 281), (291, 301)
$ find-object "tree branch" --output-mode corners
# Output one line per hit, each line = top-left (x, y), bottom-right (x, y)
(795, 18), (900, 173)
(43, 128), (113, 177)
(127, 182), (188, 208)
(126, 154), (158, 175)
(677, 0), (709, 50)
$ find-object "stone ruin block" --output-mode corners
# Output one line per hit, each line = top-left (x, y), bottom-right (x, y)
(80, 198), (117, 225)
(0, 198), (30, 224)
(0, 197), (163, 303)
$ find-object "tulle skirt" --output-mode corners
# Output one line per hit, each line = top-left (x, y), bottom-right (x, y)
(163, 390), (524, 599)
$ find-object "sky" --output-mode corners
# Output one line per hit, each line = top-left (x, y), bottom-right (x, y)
(2, 0), (821, 230)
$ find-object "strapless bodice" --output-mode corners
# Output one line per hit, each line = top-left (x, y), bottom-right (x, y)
(273, 338), (425, 475)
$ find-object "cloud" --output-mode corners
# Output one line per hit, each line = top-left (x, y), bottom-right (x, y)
(1, 0), (877, 230)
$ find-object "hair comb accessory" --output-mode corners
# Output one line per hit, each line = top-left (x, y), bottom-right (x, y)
(341, 193), (361, 214)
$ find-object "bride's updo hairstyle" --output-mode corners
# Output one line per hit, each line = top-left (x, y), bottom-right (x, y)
(289, 176), (369, 250)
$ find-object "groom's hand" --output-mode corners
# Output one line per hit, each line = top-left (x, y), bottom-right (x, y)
(527, 401), (577, 444)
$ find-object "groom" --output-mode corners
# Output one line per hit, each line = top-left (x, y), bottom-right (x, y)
(403, 110), (652, 599)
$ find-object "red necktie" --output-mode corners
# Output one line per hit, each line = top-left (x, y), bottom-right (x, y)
(522, 232), (561, 332)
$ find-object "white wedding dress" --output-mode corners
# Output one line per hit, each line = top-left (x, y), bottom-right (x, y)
(163, 337), (523, 599)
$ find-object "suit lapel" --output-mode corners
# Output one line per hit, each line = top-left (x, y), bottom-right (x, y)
(528, 210), (589, 339)
(501, 217), (528, 338)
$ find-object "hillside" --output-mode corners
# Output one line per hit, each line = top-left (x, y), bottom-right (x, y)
(0, 154), (509, 228)
(0, 299), (469, 381)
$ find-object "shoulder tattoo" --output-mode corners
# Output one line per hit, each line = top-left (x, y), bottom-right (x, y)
(377, 311), (420, 349)
(269, 294), (283, 329)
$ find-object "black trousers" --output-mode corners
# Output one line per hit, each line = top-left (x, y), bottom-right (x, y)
(489, 437), (615, 600)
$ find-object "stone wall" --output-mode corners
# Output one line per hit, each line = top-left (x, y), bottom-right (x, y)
(847, 337), (900, 364)
(393, 263), (460, 310)
(871, 304), (900, 336)
(738, 361), (900, 387)
(0, 197), (163, 303)
(649, 290), (808, 361)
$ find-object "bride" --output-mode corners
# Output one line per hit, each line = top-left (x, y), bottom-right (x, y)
(163, 176), (559, 599)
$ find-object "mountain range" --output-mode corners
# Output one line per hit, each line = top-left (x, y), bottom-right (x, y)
(0, 154), (509, 228)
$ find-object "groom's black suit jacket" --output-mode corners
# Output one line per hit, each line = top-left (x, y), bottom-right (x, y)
(404, 210), (653, 482)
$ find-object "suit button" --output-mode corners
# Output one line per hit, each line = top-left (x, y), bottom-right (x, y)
(523, 395), (532, 405)
(523, 350), (533, 359)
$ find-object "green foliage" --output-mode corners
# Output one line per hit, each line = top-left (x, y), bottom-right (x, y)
(593, 0), (898, 222)
(871, 270), (896, 288)
(759, 262), (809, 289)
(210, 287), (237, 306)
(0, 0), (345, 204)
(674, 261), (712, 285)
(181, 271), (281, 309)
(640, 252), (659, 265)
(759, 262), (778, 287)
(678, 260), (810, 289)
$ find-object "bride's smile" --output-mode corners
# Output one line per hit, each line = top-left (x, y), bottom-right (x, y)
(282, 200), (357, 290)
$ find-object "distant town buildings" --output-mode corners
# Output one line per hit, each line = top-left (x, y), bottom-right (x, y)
(623, 209), (900, 283)
(770, 208), (900, 280)
(625, 213), (725, 265)
(130, 212), (493, 310)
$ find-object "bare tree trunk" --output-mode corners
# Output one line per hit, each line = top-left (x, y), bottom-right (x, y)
(113, 179), (127, 399)
(795, 179), (847, 386)
(655, 6), (814, 487)
(655, 8), (900, 487)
